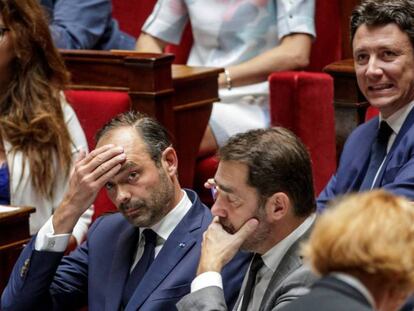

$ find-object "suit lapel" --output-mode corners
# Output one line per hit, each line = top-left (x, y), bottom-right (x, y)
(104, 223), (138, 311)
(259, 225), (313, 311)
(352, 118), (379, 191)
(376, 106), (414, 186)
(126, 199), (205, 310)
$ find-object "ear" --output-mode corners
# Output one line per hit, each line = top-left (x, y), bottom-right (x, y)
(265, 192), (291, 221)
(161, 146), (178, 176)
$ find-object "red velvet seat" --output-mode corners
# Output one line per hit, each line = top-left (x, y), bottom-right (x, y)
(365, 106), (380, 122)
(65, 90), (131, 220)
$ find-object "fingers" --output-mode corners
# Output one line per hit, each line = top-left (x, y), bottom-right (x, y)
(204, 178), (214, 189)
(234, 218), (259, 243)
(75, 145), (125, 179)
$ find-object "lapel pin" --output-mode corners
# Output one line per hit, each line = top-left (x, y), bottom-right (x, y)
(179, 242), (186, 248)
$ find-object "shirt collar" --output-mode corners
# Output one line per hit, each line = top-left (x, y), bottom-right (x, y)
(140, 190), (192, 242)
(331, 272), (376, 308)
(261, 213), (316, 272)
(380, 100), (414, 135)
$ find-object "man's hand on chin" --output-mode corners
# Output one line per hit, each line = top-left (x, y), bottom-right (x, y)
(197, 216), (258, 275)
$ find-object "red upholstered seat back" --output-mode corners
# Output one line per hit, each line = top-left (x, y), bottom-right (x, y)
(308, 0), (342, 71)
(365, 106), (380, 122)
(112, 0), (193, 64)
(65, 90), (131, 221)
(269, 72), (336, 195)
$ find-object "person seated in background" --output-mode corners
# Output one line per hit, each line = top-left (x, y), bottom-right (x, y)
(136, 0), (315, 156)
(177, 127), (317, 311)
(1, 111), (249, 311)
(281, 190), (414, 311)
(0, 0), (91, 247)
(318, 0), (414, 211)
(39, 0), (135, 50)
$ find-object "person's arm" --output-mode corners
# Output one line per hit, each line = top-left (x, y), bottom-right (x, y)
(136, 32), (168, 53)
(219, 33), (312, 88)
(53, 145), (125, 234)
(220, 0), (315, 88)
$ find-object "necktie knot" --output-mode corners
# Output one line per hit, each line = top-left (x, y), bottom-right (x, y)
(378, 121), (393, 143)
(250, 254), (264, 274)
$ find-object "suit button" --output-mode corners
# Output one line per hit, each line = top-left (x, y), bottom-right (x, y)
(20, 258), (30, 278)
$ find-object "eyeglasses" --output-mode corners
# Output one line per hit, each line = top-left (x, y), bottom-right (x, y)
(207, 178), (243, 207)
(0, 27), (10, 43)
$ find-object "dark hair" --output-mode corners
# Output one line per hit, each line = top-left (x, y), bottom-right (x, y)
(350, 0), (414, 46)
(96, 111), (172, 165)
(218, 127), (315, 217)
(0, 0), (72, 198)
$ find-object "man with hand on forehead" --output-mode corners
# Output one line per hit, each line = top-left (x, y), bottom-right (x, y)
(177, 127), (317, 311)
(1, 111), (248, 311)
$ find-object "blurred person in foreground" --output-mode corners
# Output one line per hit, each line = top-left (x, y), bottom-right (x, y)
(0, 0), (91, 247)
(282, 190), (414, 311)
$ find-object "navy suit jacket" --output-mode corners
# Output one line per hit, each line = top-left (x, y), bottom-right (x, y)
(318, 107), (414, 211)
(40, 0), (136, 50)
(279, 276), (373, 311)
(1, 189), (250, 311)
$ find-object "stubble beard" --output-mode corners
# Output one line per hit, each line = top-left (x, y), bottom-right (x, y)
(120, 169), (174, 227)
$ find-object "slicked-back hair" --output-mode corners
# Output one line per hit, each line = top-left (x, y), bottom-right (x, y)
(219, 127), (316, 217)
(350, 0), (414, 47)
(96, 111), (172, 166)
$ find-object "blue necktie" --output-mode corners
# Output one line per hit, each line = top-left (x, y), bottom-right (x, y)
(240, 253), (264, 311)
(121, 229), (157, 307)
(360, 121), (393, 190)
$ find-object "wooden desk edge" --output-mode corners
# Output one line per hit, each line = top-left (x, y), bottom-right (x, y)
(0, 206), (36, 221)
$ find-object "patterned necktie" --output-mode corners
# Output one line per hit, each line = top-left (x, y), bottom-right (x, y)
(240, 253), (264, 311)
(360, 121), (393, 190)
(121, 229), (157, 307)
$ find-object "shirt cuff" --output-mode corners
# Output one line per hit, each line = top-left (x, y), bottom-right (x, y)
(191, 271), (223, 293)
(34, 216), (71, 252)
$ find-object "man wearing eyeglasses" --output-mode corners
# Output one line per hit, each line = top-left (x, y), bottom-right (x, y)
(177, 127), (317, 311)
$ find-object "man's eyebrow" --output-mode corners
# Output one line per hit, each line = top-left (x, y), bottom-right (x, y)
(118, 160), (137, 175)
(214, 179), (234, 193)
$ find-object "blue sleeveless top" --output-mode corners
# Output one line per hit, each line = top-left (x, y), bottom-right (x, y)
(0, 163), (10, 205)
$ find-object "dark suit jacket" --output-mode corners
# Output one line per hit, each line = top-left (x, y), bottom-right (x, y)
(1, 189), (249, 311)
(279, 276), (373, 311)
(318, 107), (414, 211)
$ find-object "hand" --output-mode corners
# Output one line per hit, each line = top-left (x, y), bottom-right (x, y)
(53, 144), (126, 234)
(197, 216), (259, 275)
